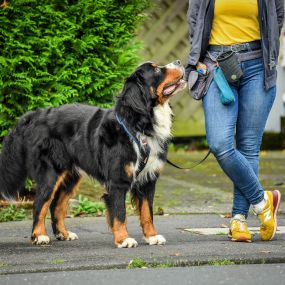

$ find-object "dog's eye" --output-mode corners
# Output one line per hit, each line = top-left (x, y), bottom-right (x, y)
(154, 67), (161, 74)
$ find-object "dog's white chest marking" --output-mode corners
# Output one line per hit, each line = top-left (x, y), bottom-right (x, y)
(133, 102), (172, 183)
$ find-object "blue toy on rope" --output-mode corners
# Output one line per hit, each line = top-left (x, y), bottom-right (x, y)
(213, 66), (235, 105)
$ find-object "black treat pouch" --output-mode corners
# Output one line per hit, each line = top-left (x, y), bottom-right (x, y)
(217, 51), (243, 83)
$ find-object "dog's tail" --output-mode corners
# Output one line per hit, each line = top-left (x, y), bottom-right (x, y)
(0, 122), (28, 201)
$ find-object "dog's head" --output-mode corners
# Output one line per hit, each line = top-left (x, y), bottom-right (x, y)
(116, 60), (186, 115)
(135, 60), (186, 105)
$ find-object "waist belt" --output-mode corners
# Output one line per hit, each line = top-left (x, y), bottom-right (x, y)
(208, 40), (261, 53)
(237, 49), (262, 62)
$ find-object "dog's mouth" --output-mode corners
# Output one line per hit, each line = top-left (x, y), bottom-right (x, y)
(162, 77), (186, 96)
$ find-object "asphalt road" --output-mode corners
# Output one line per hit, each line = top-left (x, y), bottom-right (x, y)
(1, 264), (285, 285)
(0, 214), (284, 274)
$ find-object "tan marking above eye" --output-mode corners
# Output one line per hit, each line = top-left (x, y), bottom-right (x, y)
(151, 63), (158, 68)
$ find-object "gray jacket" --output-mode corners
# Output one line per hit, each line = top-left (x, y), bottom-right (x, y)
(186, 0), (284, 90)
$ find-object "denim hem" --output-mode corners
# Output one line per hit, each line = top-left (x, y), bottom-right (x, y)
(251, 191), (265, 206)
(232, 210), (249, 218)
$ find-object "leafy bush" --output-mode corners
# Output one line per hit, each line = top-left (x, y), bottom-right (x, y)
(0, 0), (150, 137)
(0, 205), (27, 222)
(71, 194), (106, 217)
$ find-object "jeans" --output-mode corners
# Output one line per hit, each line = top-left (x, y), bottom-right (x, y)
(203, 55), (276, 217)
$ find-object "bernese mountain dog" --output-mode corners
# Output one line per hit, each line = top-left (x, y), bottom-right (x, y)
(0, 60), (186, 248)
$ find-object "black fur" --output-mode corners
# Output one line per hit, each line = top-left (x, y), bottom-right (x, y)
(0, 61), (185, 246)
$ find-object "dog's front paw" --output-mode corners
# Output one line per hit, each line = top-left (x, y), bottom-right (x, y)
(56, 231), (78, 241)
(117, 237), (138, 248)
(32, 235), (51, 245)
(144, 234), (166, 245)
(67, 231), (78, 240)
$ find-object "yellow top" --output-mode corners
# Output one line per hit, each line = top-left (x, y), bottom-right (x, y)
(209, 0), (261, 45)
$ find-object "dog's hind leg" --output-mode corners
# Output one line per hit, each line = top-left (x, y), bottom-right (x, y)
(50, 172), (81, 241)
(133, 180), (166, 245)
(31, 171), (68, 245)
(103, 184), (138, 248)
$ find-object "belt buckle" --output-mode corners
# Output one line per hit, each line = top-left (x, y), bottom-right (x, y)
(230, 45), (239, 52)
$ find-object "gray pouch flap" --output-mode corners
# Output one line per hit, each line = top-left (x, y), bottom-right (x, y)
(188, 70), (199, 90)
(188, 54), (217, 100)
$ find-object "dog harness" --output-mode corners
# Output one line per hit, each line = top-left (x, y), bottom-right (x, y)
(115, 113), (150, 177)
(116, 114), (211, 175)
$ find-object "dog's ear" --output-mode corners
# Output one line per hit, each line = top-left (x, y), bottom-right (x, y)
(119, 72), (153, 115)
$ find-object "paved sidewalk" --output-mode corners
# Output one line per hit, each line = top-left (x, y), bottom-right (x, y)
(0, 214), (284, 274)
(2, 264), (285, 285)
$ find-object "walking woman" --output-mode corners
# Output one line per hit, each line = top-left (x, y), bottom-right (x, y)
(186, 0), (284, 242)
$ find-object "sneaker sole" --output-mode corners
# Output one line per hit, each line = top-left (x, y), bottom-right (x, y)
(228, 232), (252, 242)
(270, 190), (281, 241)
(231, 237), (252, 243)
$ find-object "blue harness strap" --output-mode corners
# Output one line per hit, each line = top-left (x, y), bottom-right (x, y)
(115, 113), (140, 147)
(115, 113), (150, 177)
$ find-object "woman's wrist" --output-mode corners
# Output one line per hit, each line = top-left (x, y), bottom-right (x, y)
(184, 64), (197, 81)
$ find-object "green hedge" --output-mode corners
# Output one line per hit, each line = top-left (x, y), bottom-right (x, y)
(0, 0), (150, 137)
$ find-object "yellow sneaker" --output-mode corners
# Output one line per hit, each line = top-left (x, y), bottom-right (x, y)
(229, 214), (252, 242)
(257, 190), (281, 241)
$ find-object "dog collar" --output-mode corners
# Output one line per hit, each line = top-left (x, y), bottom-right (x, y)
(115, 113), (150, 177)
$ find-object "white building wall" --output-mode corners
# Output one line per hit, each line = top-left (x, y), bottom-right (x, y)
(265, 28), (285, 133)
(265, 65), (285, 132)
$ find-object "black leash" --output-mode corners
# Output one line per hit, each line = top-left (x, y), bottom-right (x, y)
(166, 149), (211, 170)
(116, 113), (211, 172)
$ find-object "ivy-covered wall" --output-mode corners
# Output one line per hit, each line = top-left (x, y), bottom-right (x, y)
(0, 0), (149, 137)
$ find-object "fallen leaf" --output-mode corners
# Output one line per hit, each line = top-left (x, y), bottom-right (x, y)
(220, 213), (232, 218)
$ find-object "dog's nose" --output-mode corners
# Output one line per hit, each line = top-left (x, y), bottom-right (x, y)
(173, 60), (182, 66)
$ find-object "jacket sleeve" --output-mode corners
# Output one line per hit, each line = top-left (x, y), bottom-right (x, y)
(275, 0), (284, 34)
(185, 0), (200, 79)
(187, 0), (200, 45)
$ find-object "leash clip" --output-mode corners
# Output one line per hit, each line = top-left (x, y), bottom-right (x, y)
(140, 137), (148, 146)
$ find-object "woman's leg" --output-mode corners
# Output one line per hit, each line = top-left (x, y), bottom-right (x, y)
(203, 76), (264, 214)
(233, 57), (276, 216)
(203, 79), (249, 216)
